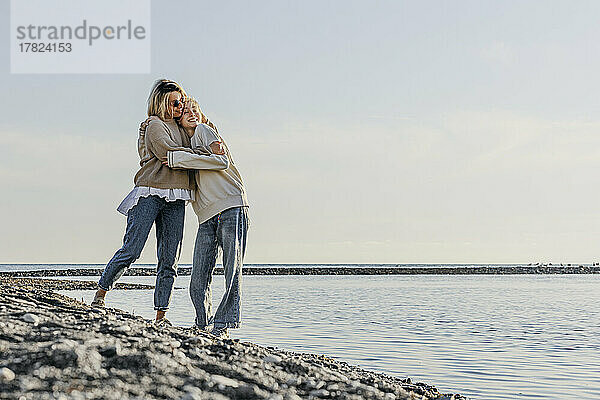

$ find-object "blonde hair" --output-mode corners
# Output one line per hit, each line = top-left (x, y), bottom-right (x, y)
(147, 79), (187, 120)
(187, 97), (219, 134)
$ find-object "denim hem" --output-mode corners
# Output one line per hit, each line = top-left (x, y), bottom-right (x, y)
(194, 324), (212, 332)
(154, 307), (170, 311)
(97, 283), (110, 291)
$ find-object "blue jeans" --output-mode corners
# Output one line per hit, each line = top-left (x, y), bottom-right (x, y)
(190, 206), (248, 329)
(98, 195), (185, 311)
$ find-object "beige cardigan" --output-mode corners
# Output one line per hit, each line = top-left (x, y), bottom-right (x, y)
(134, 119), (196, 190)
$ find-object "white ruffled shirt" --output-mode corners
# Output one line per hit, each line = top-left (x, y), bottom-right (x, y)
(117, 186), (194, 216)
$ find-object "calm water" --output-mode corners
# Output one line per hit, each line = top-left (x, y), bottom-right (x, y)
(20, 271), (599, 399)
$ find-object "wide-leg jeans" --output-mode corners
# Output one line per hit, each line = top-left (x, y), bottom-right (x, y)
(190, 206), (248, 329)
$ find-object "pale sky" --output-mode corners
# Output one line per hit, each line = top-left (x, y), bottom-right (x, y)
(1, 1), (600, 264)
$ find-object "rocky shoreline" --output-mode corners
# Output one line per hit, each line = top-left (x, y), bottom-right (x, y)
(2, 265), (599, 277)
(0, 282), (464, 400)
(0, 277), (153, 291)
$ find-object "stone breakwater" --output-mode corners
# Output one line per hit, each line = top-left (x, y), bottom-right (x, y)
(0, 283), (464, 400)
(2, 265), (599, 277)
(0, 277), (153, 291)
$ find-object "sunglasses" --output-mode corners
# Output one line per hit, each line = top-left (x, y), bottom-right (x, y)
(171, 99), (184, 108)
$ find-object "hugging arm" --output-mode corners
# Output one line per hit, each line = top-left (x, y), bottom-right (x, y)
(165, 125), (229, 170)
(167, 145), (229, 170)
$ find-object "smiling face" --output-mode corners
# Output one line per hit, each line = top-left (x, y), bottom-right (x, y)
(179, 102), (200, 130)
(166, 91), (184, 120)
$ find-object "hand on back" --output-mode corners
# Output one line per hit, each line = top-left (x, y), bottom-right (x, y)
(139, 115), (160, 134)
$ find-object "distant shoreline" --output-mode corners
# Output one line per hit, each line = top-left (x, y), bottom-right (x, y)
(1, 265), (599, 277)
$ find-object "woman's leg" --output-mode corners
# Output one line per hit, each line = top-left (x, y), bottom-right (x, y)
(212, 207), (248, 329)
(153, 199), (185, 317)
(97, 196), (161, 295)
(189, 216), (219, 329)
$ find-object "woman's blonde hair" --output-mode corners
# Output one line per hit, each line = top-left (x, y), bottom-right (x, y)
(187, 97), (219, 134)
(147, 79), (187, 120)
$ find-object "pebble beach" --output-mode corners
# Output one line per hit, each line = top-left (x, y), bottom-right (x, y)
(0, 277), (464, 400)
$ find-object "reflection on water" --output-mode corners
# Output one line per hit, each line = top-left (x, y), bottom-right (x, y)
(58, 274), (600, 400)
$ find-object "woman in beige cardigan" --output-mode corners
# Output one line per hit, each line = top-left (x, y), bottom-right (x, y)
(92, 80), (198, 325)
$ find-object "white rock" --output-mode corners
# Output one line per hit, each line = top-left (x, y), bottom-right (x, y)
(212, 374), (240, 388)
(114, 325), (131, 333)
(69, 390), (85, 400)
(55, 339), (78, 349)
(181, 385), (204, 400)
(22, 313), (40, 325)
(263, 355), (282, 363)
(0, 367), (15, 382)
